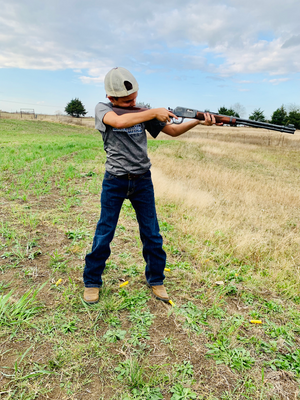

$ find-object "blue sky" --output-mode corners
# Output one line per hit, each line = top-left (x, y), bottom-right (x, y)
(0, 0), (299, 119)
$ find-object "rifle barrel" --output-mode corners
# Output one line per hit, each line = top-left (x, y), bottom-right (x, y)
(235, 118), (295, 134)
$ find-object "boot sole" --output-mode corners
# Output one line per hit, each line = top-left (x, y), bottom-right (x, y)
(83, 298), (99, 304)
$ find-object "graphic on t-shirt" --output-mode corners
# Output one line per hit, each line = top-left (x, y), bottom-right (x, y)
(113, 124), (143, 138)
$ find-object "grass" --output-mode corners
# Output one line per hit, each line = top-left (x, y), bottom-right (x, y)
(0, 118), (300, 399)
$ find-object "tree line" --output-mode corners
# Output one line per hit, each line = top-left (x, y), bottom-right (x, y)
(218, 105), (300, 129)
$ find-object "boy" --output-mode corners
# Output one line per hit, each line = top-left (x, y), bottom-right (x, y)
(83, 67), (218, 304)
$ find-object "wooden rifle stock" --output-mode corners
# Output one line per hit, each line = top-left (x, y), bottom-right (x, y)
(195, 111), (236, 125)
(112, 106), (148, 116)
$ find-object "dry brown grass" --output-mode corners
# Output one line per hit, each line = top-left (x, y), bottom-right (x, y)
(0, 111), (95, 127)
(150, 128), (300, 295)
(159, 124), (300, 148)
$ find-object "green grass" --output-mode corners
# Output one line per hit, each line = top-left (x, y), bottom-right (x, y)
(1, 118), (300, 399)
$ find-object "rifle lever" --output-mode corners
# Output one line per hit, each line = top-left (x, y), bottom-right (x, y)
(168, 107), (184, 125)
(169, 117), (184, 125)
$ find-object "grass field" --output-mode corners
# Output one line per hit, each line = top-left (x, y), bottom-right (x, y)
(0, 118), (300, 400)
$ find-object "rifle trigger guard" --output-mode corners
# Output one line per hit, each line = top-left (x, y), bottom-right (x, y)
(170, 117), (184, 125)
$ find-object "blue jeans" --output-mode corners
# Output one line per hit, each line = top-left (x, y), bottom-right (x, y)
(83, 170), (166, 287)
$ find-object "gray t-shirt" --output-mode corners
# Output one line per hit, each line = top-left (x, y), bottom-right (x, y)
(95, 102), (165, 175)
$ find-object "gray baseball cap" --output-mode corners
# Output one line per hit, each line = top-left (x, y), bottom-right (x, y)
(104, 67), (139, 97)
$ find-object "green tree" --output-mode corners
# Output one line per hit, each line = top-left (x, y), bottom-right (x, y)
(65, 98), (87, 118)
(249, 108), (266, 122)
(136, 101), (151, 109)
(288, 109), (300, 130)
(218, 106), (240, 118)
(271, 106), (288, 126)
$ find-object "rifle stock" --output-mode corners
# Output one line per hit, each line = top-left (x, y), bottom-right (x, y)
(112, 105), (296, 134)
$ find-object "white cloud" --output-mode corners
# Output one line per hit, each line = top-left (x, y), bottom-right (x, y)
(0, 0), (299, 81)
(213, 38), (300, 76)
(268, 78), (290, 85)
(79, 76), (104, 84)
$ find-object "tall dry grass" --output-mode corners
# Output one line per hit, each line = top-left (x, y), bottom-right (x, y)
(0, 111), (95, 127)
(159, 124), (300, 148)
(150, 132), (300, 295)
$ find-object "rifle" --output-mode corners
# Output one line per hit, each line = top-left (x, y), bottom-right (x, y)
(112, 105), (296, 134)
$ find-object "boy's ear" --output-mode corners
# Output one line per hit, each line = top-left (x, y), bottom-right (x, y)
(107, 95), (115, 103)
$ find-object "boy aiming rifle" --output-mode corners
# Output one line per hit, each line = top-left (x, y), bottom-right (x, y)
(83, 67), (220, 304)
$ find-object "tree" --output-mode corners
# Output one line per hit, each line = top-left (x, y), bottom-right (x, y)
(136, 101), (151, 109)
(231, 102), (246, 118)
(286, 103), (300, 113)
(271, 105), (288, 126)
(65, 98), (87, 118)
(249, 108), (266, 122)
(218, 106), (240, 118)
(288, 109), (300, 130)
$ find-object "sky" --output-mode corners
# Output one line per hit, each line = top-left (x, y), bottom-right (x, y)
(0, 0), (299, 119)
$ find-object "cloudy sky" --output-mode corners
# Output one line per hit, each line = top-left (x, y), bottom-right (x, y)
(0, 0), (299, 118)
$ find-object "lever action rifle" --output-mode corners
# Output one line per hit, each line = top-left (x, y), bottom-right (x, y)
(112, 105), (296, 134)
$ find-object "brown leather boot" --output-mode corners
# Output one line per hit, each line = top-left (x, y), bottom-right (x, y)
(149, 285), (169, 302)
(84, 287), (100, 304)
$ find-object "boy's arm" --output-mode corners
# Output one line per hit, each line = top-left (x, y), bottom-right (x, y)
(103, 108), (176, 129)
(162, 113), (221, 137)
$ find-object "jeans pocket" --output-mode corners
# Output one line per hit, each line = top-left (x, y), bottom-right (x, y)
(104, 172), (115, 181)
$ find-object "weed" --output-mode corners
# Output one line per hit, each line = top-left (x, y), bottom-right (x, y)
(118, 288), (150, 310)
(263, 299), (283, 313)
(175, 261), (193, 271)
(122, 199), (136, 219)
(122, 264), (141, 277)
(105, 315), (121, 327)
(258, 340), (278, 354)
(49, 250), (68, 272)
(116, 224), (126, 233)
(105, 260), (119, 270)
(174, 360), (194, 380)
(264, 321), (295, 343)
(178, 301), (208, 333)
(0, 285), (44, 329)
(206, 337), (255, 371)
(0, 221), (16, 242)
(0, 281), (10, 292)
(115, 358), (145, 389)
(129, 309), (155, 343)
(161, 337), (173, 345)
(60, 320), (78, 334)
(103, 328), (127, 343)
(219, 283), (239, 296)
(66, 229), (89, 242)
(129, 309), (155, 327)
(206, 304), (226, 320)
(266, 348), (300, 376)
(226, 270), (244, 283)
(85, 170), (96, 177)
(170, 383), (197, 399)
(159, 220), (174, 232)
(123, 387), (163, 400)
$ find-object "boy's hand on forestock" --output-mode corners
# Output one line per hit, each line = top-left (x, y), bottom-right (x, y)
(200, 112), (223, 126)
(154, 108), (177, 123)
